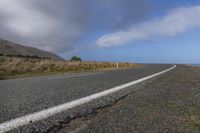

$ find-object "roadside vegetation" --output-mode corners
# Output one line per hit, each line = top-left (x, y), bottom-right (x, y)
(192, 66), (200, 70)
(0, 53), (50, 59)
(70, 56), (82, 61)
(0, 56), (141, 80)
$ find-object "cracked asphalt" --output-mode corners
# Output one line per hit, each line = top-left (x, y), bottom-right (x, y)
(0, 64), (172, 132)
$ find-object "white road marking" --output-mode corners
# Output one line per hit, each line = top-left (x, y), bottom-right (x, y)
(0, 65), (176, 133)
(48, 72), (104, 80)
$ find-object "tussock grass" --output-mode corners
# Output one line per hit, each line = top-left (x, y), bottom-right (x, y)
(192, 66), (200, 70)
(0, 57), (141, 79)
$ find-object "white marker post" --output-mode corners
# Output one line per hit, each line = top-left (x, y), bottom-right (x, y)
(116, 62), (119, 69)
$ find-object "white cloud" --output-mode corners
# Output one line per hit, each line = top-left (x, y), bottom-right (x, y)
(0, 0), (58, 37)
(95, 5), (200, 48)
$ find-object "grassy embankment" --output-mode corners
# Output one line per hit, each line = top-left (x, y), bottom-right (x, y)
(0, 56), (141, 80)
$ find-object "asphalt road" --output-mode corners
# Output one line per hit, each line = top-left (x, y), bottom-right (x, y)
(0, 64), (173, 132)
(59, 65), (200, 133)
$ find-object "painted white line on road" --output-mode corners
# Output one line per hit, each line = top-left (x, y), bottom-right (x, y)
(48, 72), (104, 80)
(0, 65), (176, 133)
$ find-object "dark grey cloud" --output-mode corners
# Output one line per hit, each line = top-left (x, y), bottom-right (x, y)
(89, 0), (151, 30)
(0, 0), (151, 53)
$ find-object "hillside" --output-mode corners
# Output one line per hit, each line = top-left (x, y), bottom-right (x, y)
(0, 39), (64, 61)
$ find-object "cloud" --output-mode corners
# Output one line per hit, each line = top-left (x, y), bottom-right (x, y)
(0, 0), (150, 54)
(0, 0), (89, 52)
(0, 0), (58, 37)
(95, 5), (200, 48)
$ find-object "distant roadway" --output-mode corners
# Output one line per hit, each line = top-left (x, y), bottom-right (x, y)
(0, 64), (175, 132)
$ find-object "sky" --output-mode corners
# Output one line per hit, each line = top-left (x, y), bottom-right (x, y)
(0, 0), (200, 64)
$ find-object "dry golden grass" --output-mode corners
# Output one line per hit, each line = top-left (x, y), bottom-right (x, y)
(192, 66), (200, 70)
(0, 57), (141, 79)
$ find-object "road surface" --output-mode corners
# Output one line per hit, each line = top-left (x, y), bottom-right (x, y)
(0, 64), (174, 132)
(58, 65), (200, 133)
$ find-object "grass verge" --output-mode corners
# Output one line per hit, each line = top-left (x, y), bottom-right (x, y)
(0, 56), (142, 80)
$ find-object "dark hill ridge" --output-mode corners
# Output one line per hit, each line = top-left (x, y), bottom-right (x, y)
(0, 39), (64, 61)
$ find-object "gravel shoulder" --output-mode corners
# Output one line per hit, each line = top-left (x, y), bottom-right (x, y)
(58, 65), (200, 133)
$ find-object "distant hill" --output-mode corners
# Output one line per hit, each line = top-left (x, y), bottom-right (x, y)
(0, 39), (64, 61)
